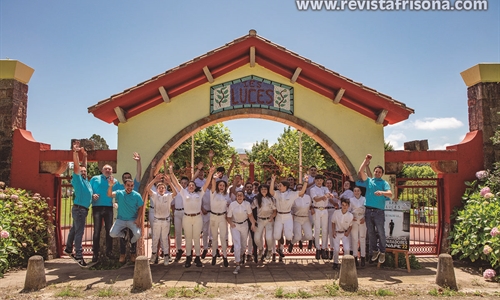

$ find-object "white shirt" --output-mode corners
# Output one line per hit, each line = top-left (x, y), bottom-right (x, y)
(332, 210), (354, 232)
(202, 189), (211, 211)
(227, 200), (252, 223)
(150, 190), (174, 219)
(210, 192), (230, 214)
(274, 190), (300, 213)
(340, 189), (354, 201)
(194, 177), (206, 189)
(180, 189), (203, 214)
(306, 175), (315, 195)
(310, 185), (329, 208)
(349, 196), (366, 219)
(292, 194), (312, 217)
(252, 196), (276, 218)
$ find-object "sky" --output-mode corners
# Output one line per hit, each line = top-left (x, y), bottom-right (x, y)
(1, 0), (499, 154)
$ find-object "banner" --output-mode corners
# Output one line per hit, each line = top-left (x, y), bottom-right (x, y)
(384, 200), (411, 251)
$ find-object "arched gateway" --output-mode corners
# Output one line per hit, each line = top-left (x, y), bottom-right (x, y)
(89, 30), (413, 189)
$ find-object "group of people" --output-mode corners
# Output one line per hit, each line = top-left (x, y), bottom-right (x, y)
(65, 143), (393, 275)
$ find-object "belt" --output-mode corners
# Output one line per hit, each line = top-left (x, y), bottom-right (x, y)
(234, 219), (248, 224)
(155, 217), (170, 221)
(73, 204), (89, 211)
(366, 207), (381, 211)
(211, 211), (227, 216)
(175, 208), (184, 211)
(313, 206), (326, 210)
(326, 206), (335, 209)
(258, 216), (271, 220)
(277, 211), (291, 214)
(336, 231), (345, 233)
(293, 214), (309, 218)
(184, 212), (201, 217)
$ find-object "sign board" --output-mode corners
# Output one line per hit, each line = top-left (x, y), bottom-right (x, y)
(384, 200), (411, 251)
(210, 75), (294, 115)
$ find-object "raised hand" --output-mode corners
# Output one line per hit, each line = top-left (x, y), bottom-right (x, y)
(133, 152), (141, 161)
(72, 141), (81, 152)
(197, 161), (204, 170)
(108, 176), (115, 187)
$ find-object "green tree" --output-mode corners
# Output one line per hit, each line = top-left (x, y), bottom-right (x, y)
(170, 123), (238, 173)
(86, 134), (110, 178)
(398, 164), (438, 208)
(385, 141), (395, 151)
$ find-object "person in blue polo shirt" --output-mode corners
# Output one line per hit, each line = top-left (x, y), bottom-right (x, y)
(90, 164), (117, 262)
(64, 141), (93, 267)
(107, 177), (144, 259)
(356, 154), (393, 264)
(113, 152), (142, 263)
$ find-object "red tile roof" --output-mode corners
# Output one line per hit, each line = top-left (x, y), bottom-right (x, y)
(88, 30), (414, 126)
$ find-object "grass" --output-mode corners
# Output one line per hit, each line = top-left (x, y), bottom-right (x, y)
(54, 286), (82, 297)
(428, 287), (465, 297)
(375, 289), (395, 296)
(164, 284), (208, 298)
(96, 287), (121, 297)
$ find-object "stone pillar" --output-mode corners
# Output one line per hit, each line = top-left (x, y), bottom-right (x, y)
(461, 64), (500, 170)
(0, 60), (34, 185)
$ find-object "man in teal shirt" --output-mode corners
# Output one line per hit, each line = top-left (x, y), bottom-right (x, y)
(64, 141), (92, 267)
(107, 177), (144, 261)
(357, 154), (393, 264)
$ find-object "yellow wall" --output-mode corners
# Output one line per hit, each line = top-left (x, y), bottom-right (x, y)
(116, 64), (385, 180)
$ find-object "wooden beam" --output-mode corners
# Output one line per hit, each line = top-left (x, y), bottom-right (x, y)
(250, 46), (256, 67)
(203, 66), (214, 83)
(290, 67), (302, 84)
(333, 88), (345, 104)
(114, 106), (127, 123)
(158, 86), (170, 103)
(376, 109), (389, 124)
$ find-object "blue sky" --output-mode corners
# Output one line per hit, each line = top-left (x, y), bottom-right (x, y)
(1, 0), (499, 153)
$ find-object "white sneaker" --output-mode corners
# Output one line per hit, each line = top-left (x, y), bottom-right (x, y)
(233, 265), (240, 275)
(150, 253), (157, 264)
(378, 253), (386, 264)
(164, 255), (170, 266)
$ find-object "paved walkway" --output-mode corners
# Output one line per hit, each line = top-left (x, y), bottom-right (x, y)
(1, 256), (499, 297)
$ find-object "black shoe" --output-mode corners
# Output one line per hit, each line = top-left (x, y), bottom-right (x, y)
(175, 249), (184, 262)
(76, 257), (88, 268)
(298, 241), (303, 249)
(212, 256), (217, 266)
(241, 254), (246, 265)
(332, 263), (339, 270)
(321, 249), (328, 260)
(185, 255), (192, 268)
(154, 254), (159, 264)
(361, 257), (366, 268)
(253, 253), (258, 263)
(194, 256), (202, 267)
(308, 240), (313, 250)
(315, 249), (320, 260)
(230, 245), (234, 253)
(277, 249), (285, 258)
(201, 249), (208, 259)
(63, 248), (72, 256)
(329, 250), (333, 260)
(355, 257), (359, 267)
(223, 257), (229, 267)
(287, 242), (293, 253)
(92, 254), (98, 263)
(272, 253), (276, 262)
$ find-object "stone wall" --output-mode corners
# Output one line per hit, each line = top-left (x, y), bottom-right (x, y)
(0, 79), (28, 185)
(467, 82), (500, 170)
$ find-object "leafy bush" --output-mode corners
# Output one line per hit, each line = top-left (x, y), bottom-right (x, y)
(450, 172), (500, 282)
(0, 182), (54, 276)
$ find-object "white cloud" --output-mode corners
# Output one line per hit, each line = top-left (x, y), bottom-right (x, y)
(385, 132), (406, 150)
(413, 117), (464, 131)
(433, 143), (452, 150)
